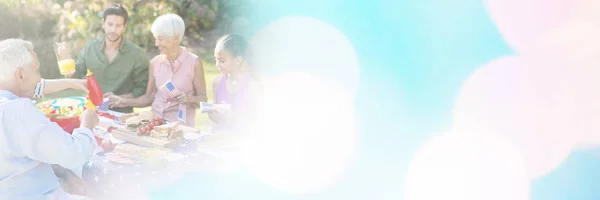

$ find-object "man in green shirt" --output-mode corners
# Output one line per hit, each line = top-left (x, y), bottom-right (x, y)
(72, 4), (148, 113)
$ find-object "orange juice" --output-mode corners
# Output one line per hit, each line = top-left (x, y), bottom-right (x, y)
(58, 59), (75, 75)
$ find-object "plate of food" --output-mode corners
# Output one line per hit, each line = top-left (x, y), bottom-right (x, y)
(123, 111), (182, 140)
(108, 111), (188, 149)
(106, 143), (146, 165)
(36, 97), (86, 133)
(106, 143), (171, 165)
(36, 97), (86, 118)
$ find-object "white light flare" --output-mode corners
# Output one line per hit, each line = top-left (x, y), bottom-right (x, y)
(249, 15), (361, 99)
(241, 15), (361, 194)
(403, 132), (531, 200)
(452, 56), (575, 180)
(241, 72), (357, 194)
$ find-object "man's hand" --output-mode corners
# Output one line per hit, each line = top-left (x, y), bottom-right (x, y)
(105, 93), (134, 108)
(80, 109), (99, 130)
(107, 95), (128, 108)
(103, 92), (115, 99)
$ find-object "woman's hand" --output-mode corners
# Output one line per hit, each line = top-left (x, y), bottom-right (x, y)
(174, 92), (189, 104)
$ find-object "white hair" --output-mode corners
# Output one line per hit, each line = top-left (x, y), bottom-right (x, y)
(0, 39), (34, 82)
(151, 14), (185, 42)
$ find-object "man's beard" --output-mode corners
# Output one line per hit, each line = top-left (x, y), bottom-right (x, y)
(105, 33), (122, 42)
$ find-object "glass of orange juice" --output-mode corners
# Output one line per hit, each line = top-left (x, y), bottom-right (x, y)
(53, 42), (76, 77)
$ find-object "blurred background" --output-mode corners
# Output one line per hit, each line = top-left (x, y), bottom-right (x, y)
(0, 0), (253, 78)
(2, 0), (600, 200)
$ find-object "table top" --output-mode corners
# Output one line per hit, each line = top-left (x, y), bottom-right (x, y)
(68, 113), (243, 199)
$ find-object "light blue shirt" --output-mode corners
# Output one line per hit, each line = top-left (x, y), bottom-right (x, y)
(0, 90), (96, 199)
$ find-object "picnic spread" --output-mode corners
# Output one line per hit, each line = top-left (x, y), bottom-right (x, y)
(35, 96), (241, 199)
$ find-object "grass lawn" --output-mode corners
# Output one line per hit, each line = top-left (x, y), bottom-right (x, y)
(41, 62), (221, 132)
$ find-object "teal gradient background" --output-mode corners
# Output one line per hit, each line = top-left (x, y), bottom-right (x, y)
(149, 0), (599, 199)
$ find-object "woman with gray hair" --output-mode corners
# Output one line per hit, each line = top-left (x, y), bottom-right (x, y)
(110, 14), (207, 127)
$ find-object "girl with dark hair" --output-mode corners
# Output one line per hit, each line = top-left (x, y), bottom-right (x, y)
(210, 34), (261, 133)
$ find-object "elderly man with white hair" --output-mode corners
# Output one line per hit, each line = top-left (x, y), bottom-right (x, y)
(110, 13), (207, 127)
(0, 38), (99, 199)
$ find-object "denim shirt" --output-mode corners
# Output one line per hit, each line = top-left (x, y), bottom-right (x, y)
(0, 90), (96, 199)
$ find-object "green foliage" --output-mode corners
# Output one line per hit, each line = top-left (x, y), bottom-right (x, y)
(55, 0), (221, 54)
(0, 0), (252, 79)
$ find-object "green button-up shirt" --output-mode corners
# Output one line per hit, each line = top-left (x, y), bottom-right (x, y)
(73, 38), (149, 113)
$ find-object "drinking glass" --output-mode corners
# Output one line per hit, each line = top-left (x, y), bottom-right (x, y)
(53, 42), (76, 77)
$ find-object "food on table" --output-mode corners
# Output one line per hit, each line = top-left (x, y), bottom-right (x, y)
(107, 144), (170, 165)
(118, 112), (139, 123)
(119, 114), (182, 141)
(151, 122), (183, 140)
(37, 102), (54, 115)
(58, 106), (83, 117)
(45, 105), (84, 118)
(137, 111), (155, 122)
(36, 98), (85, 134)
(36, 97), (85, 118)
(112, 143), (146, 159)
(135, 117), (166, 136)
(152, 123), (178, 134)
(53, 98), (83, 107)
(125, 116), (142, 128)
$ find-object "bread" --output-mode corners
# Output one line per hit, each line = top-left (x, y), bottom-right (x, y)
(138, 111), (155, 121)
(151, 123), (182, 140)
(113, 143), (146, 159)
(125, 116), (141, 127)
(118, 113), (139, 123)
(153, 123), (179, 133)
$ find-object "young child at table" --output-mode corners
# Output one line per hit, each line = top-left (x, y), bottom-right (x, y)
(209, 34), (261, 133)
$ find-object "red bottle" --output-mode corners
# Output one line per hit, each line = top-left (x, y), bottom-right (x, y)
(86, 69), (103, 106)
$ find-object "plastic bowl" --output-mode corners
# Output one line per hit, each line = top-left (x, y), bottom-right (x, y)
(49, 116), (103, 145)
(49, 116), (80, 134)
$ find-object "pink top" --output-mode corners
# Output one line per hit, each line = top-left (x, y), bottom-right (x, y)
(151, 48), (198, 127)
